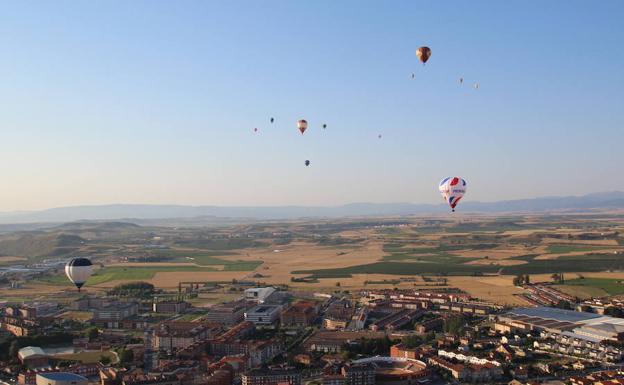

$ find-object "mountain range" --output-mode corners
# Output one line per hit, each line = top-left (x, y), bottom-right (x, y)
(0, 191), (622, 225)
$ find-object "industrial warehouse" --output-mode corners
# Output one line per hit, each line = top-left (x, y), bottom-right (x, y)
(496, 307), (624, 361)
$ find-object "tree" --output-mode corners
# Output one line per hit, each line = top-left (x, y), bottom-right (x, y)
(443, 316), (465, 336)
(118, 349), (134, 364)
(9, 340), (19, 361)
(425, 331), (436, 343)
(86, 327), (99, 341)
(107, 281), (155, 298)
(556, 300), (571, 310)
(401, 335), (422, 349)
(604, 307), (624, 318)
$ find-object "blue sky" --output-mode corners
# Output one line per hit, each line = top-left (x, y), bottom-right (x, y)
(0, 1), (623, 210)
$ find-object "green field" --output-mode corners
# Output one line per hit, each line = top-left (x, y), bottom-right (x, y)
(293, 261), (499, 278)
(152, 249), (263, 270)
(546, 244), (613, 254)
(559, 278), (624, 296)
(294, 252), (624, 279)
(173, 239), (266, 250)
(41, 265), (219, 285)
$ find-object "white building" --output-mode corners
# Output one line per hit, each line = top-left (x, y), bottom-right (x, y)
(245, 287), (276, 303)
(244, 305), (282, 326)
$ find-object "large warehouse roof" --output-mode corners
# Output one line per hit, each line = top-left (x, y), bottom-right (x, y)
(508, 307), (601, 323)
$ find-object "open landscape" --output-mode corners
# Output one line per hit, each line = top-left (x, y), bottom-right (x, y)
(2, 212), (623, 305)
(2, 2), (624, 384)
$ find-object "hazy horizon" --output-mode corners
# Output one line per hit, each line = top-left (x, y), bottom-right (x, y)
(2, 1), (623, 211)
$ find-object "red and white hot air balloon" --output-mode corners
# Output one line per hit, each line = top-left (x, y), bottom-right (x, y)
(439, 177), (467, 212)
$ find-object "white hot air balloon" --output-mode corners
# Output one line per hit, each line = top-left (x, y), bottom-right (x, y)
(297, 119), (308, 134)
(65, 257), (94, 291)
(439, 177), (467, 212)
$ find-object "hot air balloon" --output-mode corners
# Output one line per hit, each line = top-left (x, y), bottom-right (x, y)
(65, 257), (93, 291)
(439, 177), (467, 212)
(459, 77), (464, 85)
(322, 124), (327, 129)
(378, 134), (382, 139)
(416, 46), (431, 64)
(297, 119), (308, 134)
(411, 73), (415, 79)
(270, 117), (274, 124)
(254, 127), (258, 133)
(305, 160), (310, 167)
(474, 83), (479, 89)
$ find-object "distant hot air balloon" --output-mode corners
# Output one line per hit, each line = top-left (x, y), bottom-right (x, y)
(297, 120), (308, 134)
(474, 83), (480, 89)
(439, 177), (467, 212)
(459, 77), (464, 85)
(322, 124), (327, 129)
(378, 134), (382, 139)
(254, 127), (258, 133)
(416, 46), (431, 64)
(305, 160), (310, 167)
(65, 257), (93, 291)
(270, 117), (274, 124)
(411, 73), (415, 79)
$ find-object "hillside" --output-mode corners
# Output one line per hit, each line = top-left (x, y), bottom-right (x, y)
(0, 192), (623, 224)
(0, 232), (86, 259)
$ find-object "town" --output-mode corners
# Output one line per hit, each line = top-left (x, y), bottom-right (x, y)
(4, 278), (624, 385)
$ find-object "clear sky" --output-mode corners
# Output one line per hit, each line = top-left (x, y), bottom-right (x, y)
(1, 1), (623, 211)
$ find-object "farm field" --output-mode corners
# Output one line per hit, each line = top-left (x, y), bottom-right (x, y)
(2, 213), (624, 304)
(556, 278), (624, 298)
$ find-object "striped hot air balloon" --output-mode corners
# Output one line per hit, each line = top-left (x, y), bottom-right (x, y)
(439, 177), (467, 212)
(65, 257), (93, 291)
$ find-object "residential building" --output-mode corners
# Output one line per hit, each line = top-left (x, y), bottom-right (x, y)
(154, 321), (221, 351)
(343, 363), (375, 385)
(241, 368), (301, 385)
(205, 300), (247, 326)
(92, 302), (139, 328)
(390, 344), (422, 360)
(244, 305), (282, 326)
(153, 301), (189, 314)
(281, 301), (317, 327)
(415, 318), (443, 334)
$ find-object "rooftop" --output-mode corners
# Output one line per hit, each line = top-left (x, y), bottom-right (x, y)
(18, 346), (46, 359)
(36, 373), (88, 381)
(508, 307), (601, 323)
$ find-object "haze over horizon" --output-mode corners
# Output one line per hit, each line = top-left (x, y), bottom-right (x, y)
(2, 1), (623, 211)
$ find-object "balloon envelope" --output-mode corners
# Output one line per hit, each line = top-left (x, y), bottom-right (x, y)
(416, 46), (431, 64)
(439, 177), (467, 211)
(65, 257), (93, 290)
(297, 120), (308, 134)
(305, 160), (310, 166)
